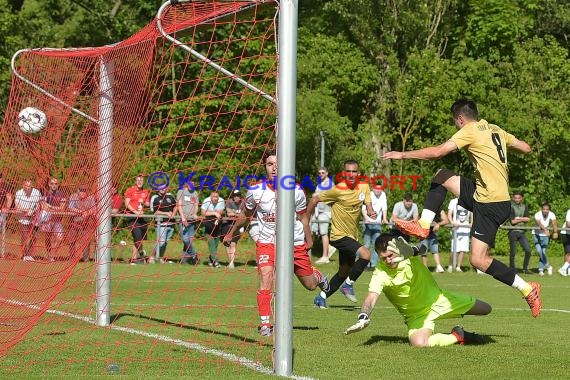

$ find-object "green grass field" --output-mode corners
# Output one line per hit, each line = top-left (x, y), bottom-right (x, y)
(0, 239), (568, 379)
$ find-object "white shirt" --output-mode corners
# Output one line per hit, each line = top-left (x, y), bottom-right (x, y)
(362, 190), (387, 224)
(561, 209), (570, 235)
(533, 211), (556, 236)
(315, 176), (333, 216)
(245, 182), (306, 245)
(15, 188), (42, 225)
(448, 198), (471, 234)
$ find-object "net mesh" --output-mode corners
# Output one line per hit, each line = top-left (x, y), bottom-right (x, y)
(0, 0), (278, 375)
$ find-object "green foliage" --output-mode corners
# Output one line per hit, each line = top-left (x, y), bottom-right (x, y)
(0, 0), (567, 210)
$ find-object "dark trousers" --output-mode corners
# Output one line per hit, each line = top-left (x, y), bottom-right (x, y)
(508, 230), (531, 270)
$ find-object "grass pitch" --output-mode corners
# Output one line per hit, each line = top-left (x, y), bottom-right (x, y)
(0, 243), (568, 379)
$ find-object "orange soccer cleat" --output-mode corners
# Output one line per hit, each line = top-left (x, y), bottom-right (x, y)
(524, 282), (542, 318)
(394, 219), (430, 240)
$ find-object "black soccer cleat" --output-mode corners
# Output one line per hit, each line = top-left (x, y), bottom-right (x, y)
(451, 325), (486, 345)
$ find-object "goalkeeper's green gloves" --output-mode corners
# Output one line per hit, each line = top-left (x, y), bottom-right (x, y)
(389, 236), (426, 263)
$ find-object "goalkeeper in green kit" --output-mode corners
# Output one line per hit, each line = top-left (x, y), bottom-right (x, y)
(345, 233), (491, 346)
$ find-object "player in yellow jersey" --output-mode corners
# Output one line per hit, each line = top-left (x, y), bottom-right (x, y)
(305, 160), (377, 308)
(345, 234), (491, 346)
(382, 99), (542, 318)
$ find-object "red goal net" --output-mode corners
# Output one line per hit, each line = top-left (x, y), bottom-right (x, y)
(0, 0), (278, 376)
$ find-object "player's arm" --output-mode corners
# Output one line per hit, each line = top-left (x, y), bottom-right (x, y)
(223, 206), (252, 245)
(298, 209), (313, 249)
(382, 140), (458, 160)
(303, 193), (320, 226)
(508, 138), (531, 154)
(345, 291), (380, 334)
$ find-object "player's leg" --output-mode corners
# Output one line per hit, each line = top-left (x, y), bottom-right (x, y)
(256, 243), (274, 336)
(423, 292), (487, 346)
(315, 239), (354, 306)
(464, 299), (492, 315)
(396, 169), (462, 239)
(337, 239), (371, 302)
(294, 244), (328, 291)
(470, 202), (542, 317)
(407, 317), (458, 347)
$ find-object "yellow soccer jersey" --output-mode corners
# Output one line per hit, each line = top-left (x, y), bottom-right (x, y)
(450, 119), (517, 203)
(318, 182), (371, 241)
(369, 257), (441, 324)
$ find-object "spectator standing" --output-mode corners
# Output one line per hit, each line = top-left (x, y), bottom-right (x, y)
(201, 190), (225, 268)
(361, 187), (389, 268)
(223, 189), (243, 268)
(14, 179), (42, 261)
(532, 203), (558, 276)
(508, 192), (532, 274)
(177, 181), (200, 265)
(420, 210), (448, 273)
(150, 186), (178, 264)
(124, 175), (151, 264)
(111, 184), (123, 214)
(314, 167), (336, 264)
(0, 175), (14, 258)
(68, 187), (97, 261)
(559, 208), (570, 276)
(40, 177), (67, 261)
(390, 193), (419, 242)
(448, 197), (473, 272)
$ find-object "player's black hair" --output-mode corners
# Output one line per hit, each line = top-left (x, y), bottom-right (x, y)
(343, 159), (359, 167)
(451, 99), (478, 120)
(262, 148), (276, 163)
(513, 191), (523, 197)
(374, 233), (394, 254)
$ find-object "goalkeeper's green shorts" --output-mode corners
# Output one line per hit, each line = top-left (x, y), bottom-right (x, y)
(406, 291), (476, 335)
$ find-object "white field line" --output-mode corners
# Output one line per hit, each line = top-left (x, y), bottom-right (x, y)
(1, 297), (315, 380)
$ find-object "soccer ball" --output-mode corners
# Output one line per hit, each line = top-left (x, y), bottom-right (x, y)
(18, 106), (47, 133)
